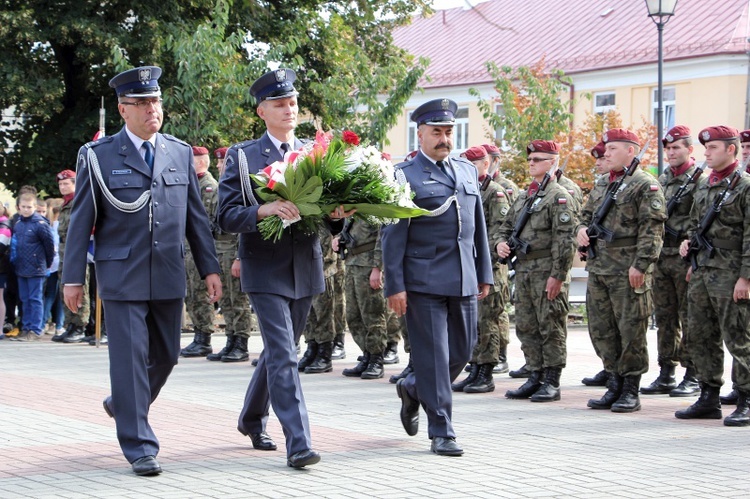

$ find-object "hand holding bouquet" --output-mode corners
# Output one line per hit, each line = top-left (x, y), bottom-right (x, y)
(250, 130), (427, 242)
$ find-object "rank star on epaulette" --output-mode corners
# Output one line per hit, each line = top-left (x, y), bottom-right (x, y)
(650, 184), (659, 191)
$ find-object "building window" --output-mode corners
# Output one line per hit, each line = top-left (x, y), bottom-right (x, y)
(407, 107), (470, 153)
(593, 91), (616, 114)
(652, 86), (676, 131)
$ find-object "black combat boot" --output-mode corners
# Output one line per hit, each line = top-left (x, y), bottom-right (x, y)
(452, 363), (479, 392)
(180, 331), (212, 357)
(675, 383), (722, 420)
(383, 342), (399, 365)
(670, 367), (700, 397)
(331, 334), (346, 360)
(509, 364), (532, 379)
(62, 325), (87, 344)
(52, 323), (74, 343)
(361, 353), (385, 379)
(587, 373), (623, 409)
(582, 369), (608, 387)
(222, 336), (249, 362)
(720, 386), (739, 405)
(493, 346), (509, 374)
(506, 370), (543, 399)
(297, 340), (318, 372)
(530, 367), (562, 402)
(640, 363), (676, 394)
(724, 390), (750, 427)
(389, 356), (413, 383)
(464, 364), (495, 393)
(207, 334), (235, 361)
(305, 342), (333, 374)
(611, 375), (642, 412)
(343, 352), (371, 377)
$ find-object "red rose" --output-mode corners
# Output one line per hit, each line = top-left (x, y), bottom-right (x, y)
(342, 130), (360, 146)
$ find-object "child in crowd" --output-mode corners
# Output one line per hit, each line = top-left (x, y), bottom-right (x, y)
(10, 194), (55, 341)
(0, 206), (12, 340)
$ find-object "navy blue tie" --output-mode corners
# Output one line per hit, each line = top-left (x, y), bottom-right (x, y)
(143, 141), (154, 169)
(280, 142), (290, 156)
(437, 160), (454, 181)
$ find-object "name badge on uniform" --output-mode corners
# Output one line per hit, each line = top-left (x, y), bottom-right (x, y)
(423, 180), (439, 185)
(112, 169), (132, 175)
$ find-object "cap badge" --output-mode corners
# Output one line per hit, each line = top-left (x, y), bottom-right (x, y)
(702, 131), (711, 142)
(665, 133), (674, 142)
(138, 68), (151, 82)
(528, 144), (535, 152)
(602, 132), (608, 142)
(441, 98), (450, 110)
(275, 69), (287, 82)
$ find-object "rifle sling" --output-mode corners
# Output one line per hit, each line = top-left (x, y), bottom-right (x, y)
(349, 241), (377, 256)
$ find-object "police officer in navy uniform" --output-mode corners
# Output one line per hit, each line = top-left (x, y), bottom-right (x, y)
(381, 98), (493, 456)
(62, 66), (222, 476)
(217, 68), (353, 469)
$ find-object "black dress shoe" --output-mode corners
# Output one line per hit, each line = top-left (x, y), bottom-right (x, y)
(103, 397), (114, 419)
(249, 431), (277, 451)
(251, 358), (259, 367)
(430, 436), (463, 456)
(287, 449), (321, 468)
(396, 378), (419, 436)
(131, 455), (162, 476)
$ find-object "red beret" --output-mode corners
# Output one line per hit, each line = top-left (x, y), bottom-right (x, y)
(602, 128), (640, 146)
(464, 146), (488, 161)
(699, 125), (739, 145)
(214, 147), (228, 159)
(192, 146), (209, 156)
(740, 130), (750, 143)
(663, 125), (691, 146)
(56, 170), (76, 181)
(526, 140), (560, 156)
(481, 143), (501, 156)
(590, 141), (606, 159)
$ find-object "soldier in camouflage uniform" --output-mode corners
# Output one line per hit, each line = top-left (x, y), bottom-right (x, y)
(483, 143), (520, 204)
(205, 147), (254, 363)
(336, 219), (392, 379)
(581, 141), (615, 387)
(496, 141), (576, 402)
(452, 146), (511, 393)
(641, 126), (700, 397)
(576, 128), (666, 413)
(52, 169), (91, 344)
(180, 147), (218, 357)
(676, 126), (750, 427)
(297, 229), (340, 374)
(331, 254), (347, 360)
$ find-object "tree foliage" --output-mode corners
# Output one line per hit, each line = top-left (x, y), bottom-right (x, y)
(0, 0), (429, 195)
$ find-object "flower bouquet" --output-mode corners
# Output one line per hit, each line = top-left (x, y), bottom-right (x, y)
(250, 130), (428, 242)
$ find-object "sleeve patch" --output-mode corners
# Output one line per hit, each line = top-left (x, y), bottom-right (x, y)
(650, 184), (659, 191)
(559, 212), (571, 223)
(496, 191), (505, 197)
(651, 198), (663, 210)
(558, 197), (568, 204)
(500, 206), (510, 216)
(205, 187), (214, 192)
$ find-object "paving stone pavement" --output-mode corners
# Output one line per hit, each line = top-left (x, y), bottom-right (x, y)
(1, 325), (749, 498)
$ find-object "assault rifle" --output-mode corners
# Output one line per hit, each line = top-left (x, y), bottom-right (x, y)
(498, 170), (553, 269)
(337, 220), (355, 260)
(683, 170), (742, 271)
(480, 152), (501, 191)
(664, 162), (705, 239)
(555, 156), (570, 182)
(578, 139), (650, 261)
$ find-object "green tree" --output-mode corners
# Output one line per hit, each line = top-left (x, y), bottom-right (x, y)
(470, 58), (579, 186)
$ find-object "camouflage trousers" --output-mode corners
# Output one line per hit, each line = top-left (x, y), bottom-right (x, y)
(332, 270), (346, 336)
(471, 265), (510, 364)
(58, 260), (90, 327)
(305, 273), (339, 343)
(587, 272), (651, 376)
(217, 249), (252, 338)
(653, 253), (691, 367)
(514, 270), (568, 370)
(388, 312), (407, 351)
(687, 267), (750, 391)
(185, 249), (215, 333)
(345, 265), (388, 354)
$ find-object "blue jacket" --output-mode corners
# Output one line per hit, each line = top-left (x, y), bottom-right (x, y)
(13, 212), (55, 278)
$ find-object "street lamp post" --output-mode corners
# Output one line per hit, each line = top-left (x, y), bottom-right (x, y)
(645, 0), (678, 175)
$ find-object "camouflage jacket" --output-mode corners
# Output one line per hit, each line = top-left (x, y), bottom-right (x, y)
(317, 228), (340, 279)
(558, 174), (584, 215)
(659, 160), (700, 256)
(494, 172), (520, 205)
(57, 200), (73, 259)
(577, 169), (666, 275)
(344, 219), (382, 268)
(688, 166), (750, 277)
(481, 178), (511, 292)
(496, 180), (576, 280)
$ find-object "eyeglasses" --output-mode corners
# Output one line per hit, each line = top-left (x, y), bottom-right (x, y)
(121, 98), (163, 109)
(527, 157), (554, 163)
